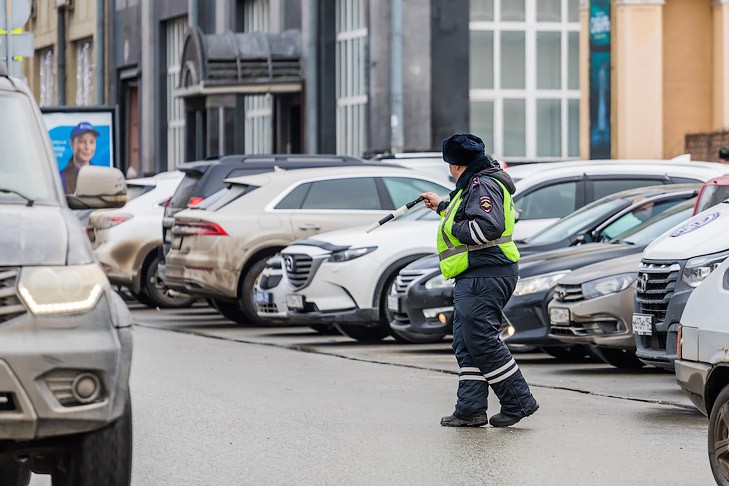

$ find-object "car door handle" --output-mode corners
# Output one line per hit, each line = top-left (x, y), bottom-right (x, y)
(298, 224), (321, 231)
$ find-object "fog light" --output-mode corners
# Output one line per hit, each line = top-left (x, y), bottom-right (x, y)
(423, 306), (454, 319)
(438, 313), (447, 324)
(72, 373), (101, 404)
(507, 325), (515, 337)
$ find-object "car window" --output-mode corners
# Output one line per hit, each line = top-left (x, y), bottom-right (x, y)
(400, 206), (440, 221)
(382, 177), (450, 208)
(514, 181), (577, 220)
(599, 198), (685, 240)
(616, 200), (695, 245)
(125, 184), (154, 202)
(696, 185), (729, 213)
(592, 179), (662, 200)
(672, 177), (702, 184)
(301, 178), (381, 210)
(0, 93), (56, 204)
(276, 184), (310, 209)
(169, 174), (201, 209)
(525, 198), (626, 244)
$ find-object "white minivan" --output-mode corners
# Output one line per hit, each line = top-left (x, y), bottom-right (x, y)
(633, 200), (729, 369)
(673, 257), (729, 485)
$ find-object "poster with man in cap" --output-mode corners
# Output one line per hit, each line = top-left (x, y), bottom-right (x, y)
(60, 122), (100, 194)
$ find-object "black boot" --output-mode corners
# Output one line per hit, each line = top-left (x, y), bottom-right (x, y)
(489, 399), (539, 428)
(440, 413), (488, 427)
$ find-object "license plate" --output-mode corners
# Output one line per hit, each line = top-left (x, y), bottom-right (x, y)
(253, 291), (271, 304)
(387, 295), (400, 312)
(286, 294), (304, 310)
(550, 307), (570, 324)
(632, 313), (653, 336)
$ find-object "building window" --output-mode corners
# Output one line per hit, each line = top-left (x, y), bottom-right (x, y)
(39, 49), (55, 107)
(335, 0), (368, 157)
(166, 16), (187, 169)
(469, 0), (580, 162)
(75, 40), (93, 106)
(242, 0), (272, 154)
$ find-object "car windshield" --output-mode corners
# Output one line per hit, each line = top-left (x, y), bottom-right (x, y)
(613, 200), (695, 245)
(0, 93), (56, 204)
(696, 184), (729, 213)
(524, 198), (626, 244)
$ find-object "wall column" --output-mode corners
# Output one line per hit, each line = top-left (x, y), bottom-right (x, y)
(579, 0), (590, 159)
(714, 0), (729, 130)
(614, 0), (665, 159)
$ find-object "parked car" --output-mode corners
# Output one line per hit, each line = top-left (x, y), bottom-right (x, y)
(0, 63), (133, 485)
(692, 174), (729, 215)
(272, 205), (445, 342)
(505, 159), (729, 240)
(390, 195), (698, 350)
(88, 171), (195, 308)
(164, 166), (450, 325)
(634, 201), (729, 369)
(159, 154), (380, 282)
(673, 257), (729, 484)
(369, 152), (457, 183)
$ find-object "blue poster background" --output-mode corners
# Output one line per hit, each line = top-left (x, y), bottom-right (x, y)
(49, 124), (113, 171)
(589, 0), (611, 159)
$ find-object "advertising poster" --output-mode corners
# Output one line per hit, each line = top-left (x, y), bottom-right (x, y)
(589, 0), (611, 159)
(41, 108), (117, 194)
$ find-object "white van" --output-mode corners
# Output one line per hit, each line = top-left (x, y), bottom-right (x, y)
(673, 257), (729, 485)
(633, 201), (729, 369)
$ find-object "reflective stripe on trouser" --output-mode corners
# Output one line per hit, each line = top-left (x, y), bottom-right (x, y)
(452, 275), (534, 418)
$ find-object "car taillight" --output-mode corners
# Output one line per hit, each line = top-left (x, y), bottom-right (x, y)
(677, 325), (682, 360)
(98, 214), (133, 229)
(175, 221), (228, 236)
(502, 162), (509, 169)
(164, 197), (172, 210)
(187, 197), (204, 208)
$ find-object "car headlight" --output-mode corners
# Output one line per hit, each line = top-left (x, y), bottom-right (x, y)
(327, 246), (377, 263)
(18, 264), (109, 315)
(513, 271), (570, 297)
(424, 274), (452, 290)
(681, 251), (729, 288)
(581, 273), (637, 300)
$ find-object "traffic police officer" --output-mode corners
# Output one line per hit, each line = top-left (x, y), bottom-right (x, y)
(420, 134), (539, 427)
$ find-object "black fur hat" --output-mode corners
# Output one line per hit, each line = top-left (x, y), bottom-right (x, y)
(442, 133), (485, 165)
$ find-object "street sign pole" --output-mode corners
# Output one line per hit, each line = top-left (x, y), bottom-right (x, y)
(3, 0), (10, 77)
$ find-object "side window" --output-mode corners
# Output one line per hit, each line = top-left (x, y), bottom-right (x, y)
(592, 179), (662, 200)
(382, 177), (449, 208)
(599, 199), (684, 240)
(301, 178), (381, 210)
(671, 177), (702, 184)
(515, 181), (577, 220)
(276, 184), (311, 209)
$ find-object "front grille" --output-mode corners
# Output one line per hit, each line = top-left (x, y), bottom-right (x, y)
(635, 261), (681, 322)
(257, 303), (279, 314)
(283, 254), (313, 290)
(395, 270), (427, 295)
(554, 284), (583, 303)
(0, 268), (25, 324)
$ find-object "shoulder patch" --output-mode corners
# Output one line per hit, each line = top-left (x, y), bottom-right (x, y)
(479, 196), (492, 213)
(471, 177), (480, 188)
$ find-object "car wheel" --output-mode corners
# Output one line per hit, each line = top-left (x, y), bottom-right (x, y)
(0, 458), (30, 486)
(238, 255), (275, 326)
(211, 298), (251, 325)
(142, 255), (196, 309)
(710, 385), (729, 486)
(310, 323), (340, 335)
(589, 345), (645, 369)
(52, 393), (132, 486)
(336, 322), (391, 342)
(129, 289), (154, 307)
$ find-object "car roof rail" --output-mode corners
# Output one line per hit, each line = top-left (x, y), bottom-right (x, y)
(0, 61), (8, 77)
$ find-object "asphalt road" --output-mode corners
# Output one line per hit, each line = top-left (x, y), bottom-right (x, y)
(31, 303), (715, 485)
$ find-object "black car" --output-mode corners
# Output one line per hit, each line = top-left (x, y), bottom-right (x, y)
(390, 198), (697, 353)
(516, 184), (699, 257)
(158, 154), (385, 280)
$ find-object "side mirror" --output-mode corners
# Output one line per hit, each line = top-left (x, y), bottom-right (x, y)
(67, 166), (127, 209)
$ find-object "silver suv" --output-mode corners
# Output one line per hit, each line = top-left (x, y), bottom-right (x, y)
(0, 63), (132, 485)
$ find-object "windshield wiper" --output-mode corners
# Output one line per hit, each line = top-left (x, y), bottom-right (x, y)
(0, 187), (34, 206)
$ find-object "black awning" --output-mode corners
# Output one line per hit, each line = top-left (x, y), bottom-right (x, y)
(177, 27), (302, 98)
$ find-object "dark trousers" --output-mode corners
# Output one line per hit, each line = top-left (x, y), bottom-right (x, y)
(451, 275), (534, 417)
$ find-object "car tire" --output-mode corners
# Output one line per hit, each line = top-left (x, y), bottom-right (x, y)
(336, 322), (391, 342)
(129, 289), (154, 307)
(142, 255), (196, 309)
(310, 323), (340, 335)
(238, 255), (274, 326)
(0, 459), (30, 486)
(211, 298), (250, 325)
(709, 385), (729, 486)
(589, 345), (645, 369)
(52, 393), (132, 486)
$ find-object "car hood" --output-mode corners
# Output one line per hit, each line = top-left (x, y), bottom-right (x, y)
(643, 203), (729, 260)
(0, 205), (69, 266)
(518, 243), (643, 278)
(557, 253), (643, 285)
(296, 220), (440, 249)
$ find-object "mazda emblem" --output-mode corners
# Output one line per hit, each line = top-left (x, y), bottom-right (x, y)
(285, 256), (296, 273)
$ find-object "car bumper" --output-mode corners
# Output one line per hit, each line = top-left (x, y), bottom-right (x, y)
(548, 287), (636, 349)
(502, 290), (563, 347)
(0, 292), (132, 441)
(288, 307), (378, 324)
(164, 249), (240, 299)
(388, 278), (453, 336)
(675, 359), (710, 415)
(91, 239), (141, 291)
